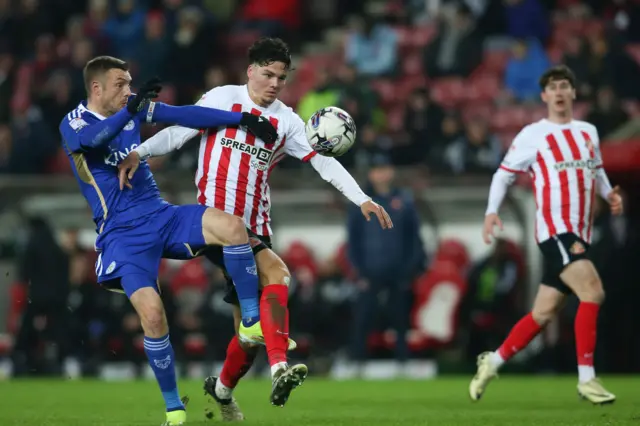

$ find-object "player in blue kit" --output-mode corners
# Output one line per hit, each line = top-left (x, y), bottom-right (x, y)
(59, 56), (278, 426)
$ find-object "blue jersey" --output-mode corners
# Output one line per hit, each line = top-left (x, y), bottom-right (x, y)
(59, 102), (167, 235)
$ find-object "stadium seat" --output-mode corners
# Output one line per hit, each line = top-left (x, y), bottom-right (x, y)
(478, 50), (510, 75)
(410, 260), (468, 349)
(401, 52), (423, 76)
(371, 79), (398, 106)
(465, 73), (501, 103)
(170, 258), (209, 295)
(184, 333), (206, 357)
(431, 239), (471, 272)
(429, 78), (466, 108)
(626, 44), (640, 66)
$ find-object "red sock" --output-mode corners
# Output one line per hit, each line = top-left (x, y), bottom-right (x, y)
(575, 302), (599, 366)
(219, 336), (257, 388)
(260, 284), (289, 366)
(497, 313), (542, 361)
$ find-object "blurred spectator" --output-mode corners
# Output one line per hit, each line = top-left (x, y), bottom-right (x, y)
(14, 0), (52, 58)
(430, 112), (464, 172)
(66, 248), (104, 374)
(424, 3), (483, 78)
(135, 11), (169, 82)
(347, 155), (426, 365)
(204, 65), (229, 89)
(461, 238), (524, 361)
(586, 33), (640, 100)
(67, 39), (95, 101)
(394, 87), (445, 165)
(445, 117), (502, 175)
(102, 0), (146, 60)
(37, 71), (76, 135)
(8, 99), (56, 174)
(562, 35), (592, 99)
(345, 15), (398, 77)
(199, 267), (235, 361)
(12, 217), (69, 376)
(0, 49), (14, 122)
(585, 86), (630, 140)
(166, 6), (211, 104)
(296, 70), (340, 121)
(334, 64), (383, 129)
(503, 0), (549, 44)
(353, 124), (393, 170)
(504, 39), (550, 103)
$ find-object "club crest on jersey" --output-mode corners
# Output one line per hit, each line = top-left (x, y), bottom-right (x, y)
(220, 137), (273, 170)
(569, 241), (586, 255)
(124, 120), (135, 131)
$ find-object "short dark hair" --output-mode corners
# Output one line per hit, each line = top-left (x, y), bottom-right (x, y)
(248, 37), (292, 70)
(539, 65), (576, 90)
(83, 56), (129, 94)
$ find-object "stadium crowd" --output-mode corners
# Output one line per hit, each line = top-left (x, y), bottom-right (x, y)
(2, 0), (640, 376)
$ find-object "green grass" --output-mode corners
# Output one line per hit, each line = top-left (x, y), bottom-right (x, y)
(0, 377), (639, 425)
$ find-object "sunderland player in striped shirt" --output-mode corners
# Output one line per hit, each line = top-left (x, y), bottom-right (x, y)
(469, 65), (623, 404)
(118, 37), (394, 417)
(59, 56), (280, 426)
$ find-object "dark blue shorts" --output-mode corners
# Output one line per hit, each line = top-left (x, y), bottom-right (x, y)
(95, 204), (207, 297)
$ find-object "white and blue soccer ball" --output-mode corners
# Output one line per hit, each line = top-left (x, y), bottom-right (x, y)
(305, 106), (357, 157)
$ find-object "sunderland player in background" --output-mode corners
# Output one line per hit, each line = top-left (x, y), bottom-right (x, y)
(118, 37), (394, 418)
(469, 65), (623, 405)
(59, 56), (279, 426)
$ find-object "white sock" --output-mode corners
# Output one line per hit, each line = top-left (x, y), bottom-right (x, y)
(270, 362), (288, 378)
(215, 378), (233, 400)
(578, 365), (595, 383)
(490, 351), (505, 369)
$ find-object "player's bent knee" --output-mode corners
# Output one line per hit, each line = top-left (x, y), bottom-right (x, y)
(202, 209), (248, 246)
(261, 266), (291, 288)
(129, 287), (168, 337)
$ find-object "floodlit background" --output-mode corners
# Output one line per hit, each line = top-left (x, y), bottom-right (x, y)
(0, 0), (639, 384)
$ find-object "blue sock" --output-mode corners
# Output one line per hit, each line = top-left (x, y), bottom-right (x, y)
(223, 243), (260, 326)
(143, 334), (184, 412)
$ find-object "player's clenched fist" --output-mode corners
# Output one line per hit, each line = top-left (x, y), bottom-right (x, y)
(239, 112), (278, 144)
(482, 213), (503, 245)
(118, 151), (141, 190)
(127, 77), (162, 114)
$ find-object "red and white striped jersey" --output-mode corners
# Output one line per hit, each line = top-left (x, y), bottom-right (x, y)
(194, 85), (317, 236)
(500, 119), (604, 243)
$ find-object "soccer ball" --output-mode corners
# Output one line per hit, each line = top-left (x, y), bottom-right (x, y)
(305, 107), (357, 157)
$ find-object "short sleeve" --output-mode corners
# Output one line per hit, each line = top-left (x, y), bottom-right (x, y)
(500, 126), (537, 173)
(59, 114), (90, 153)
(284, 112), (317, 162)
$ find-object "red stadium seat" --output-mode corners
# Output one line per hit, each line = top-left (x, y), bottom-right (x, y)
(432, 239), (471, 272)
(429, 78), (466, 108)
(170, 258), (209, 295)
(478, 50), (510, 75)
(401, 52), (423, 76)
(184, 333), (206, 357)
(465, 73), (501, 103)
(7, 282), (27, 335)
(371, 79), (397, 105)
(410, 260), (468, 349)
(412, 25), (437, 48)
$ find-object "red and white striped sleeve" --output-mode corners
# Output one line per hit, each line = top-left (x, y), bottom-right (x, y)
(486, 126), (536, 215)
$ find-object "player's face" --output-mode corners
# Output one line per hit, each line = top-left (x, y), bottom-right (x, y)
(247, 62), (288, 106)
(98, 68), (132, 115)
(541, 78), (575, 115)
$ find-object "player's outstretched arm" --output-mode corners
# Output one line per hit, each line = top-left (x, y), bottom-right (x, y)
(59, 107), (135, 152)
(310, 155), (393, 229)
(142, 103), (277, 143)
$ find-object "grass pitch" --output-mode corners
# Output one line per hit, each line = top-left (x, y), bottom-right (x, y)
(0, 376), (638, 425)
